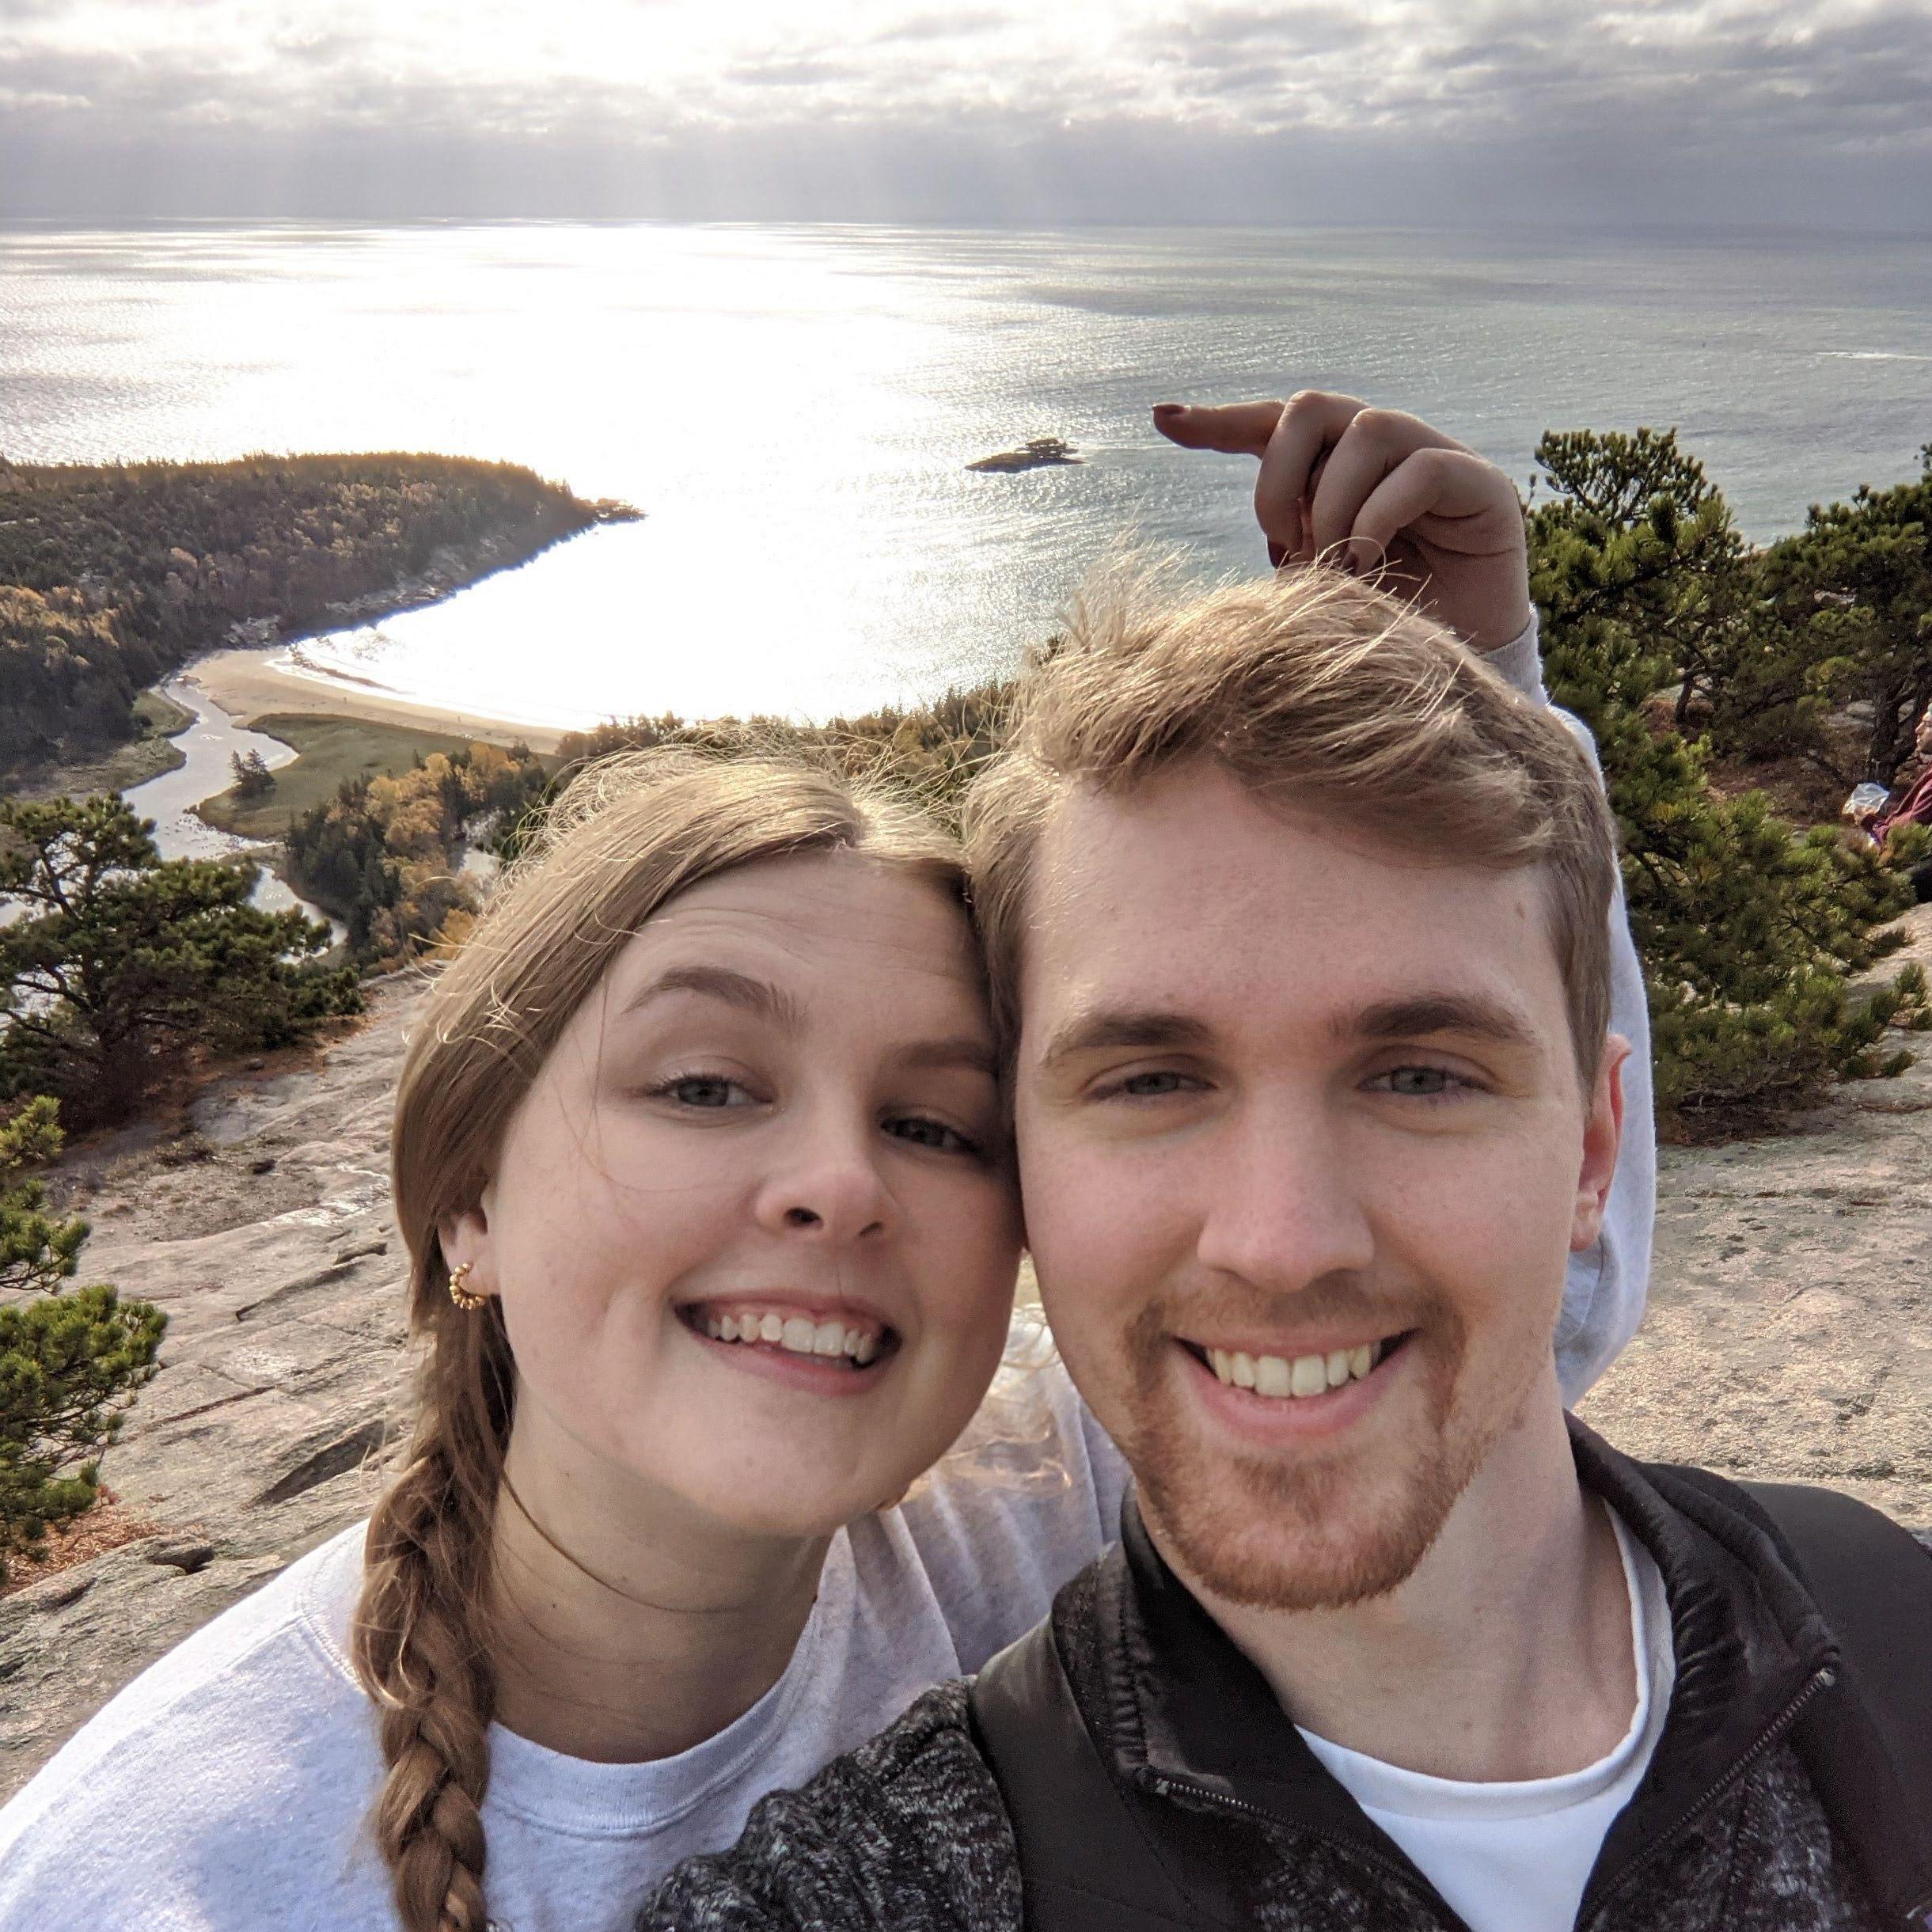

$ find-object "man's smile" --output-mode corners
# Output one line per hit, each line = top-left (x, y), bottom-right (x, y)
(1170, 1328), (1418, 1442)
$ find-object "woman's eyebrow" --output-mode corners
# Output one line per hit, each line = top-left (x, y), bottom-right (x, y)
(621, 965), (803, 1030)
(898, 1037), (999, 1078)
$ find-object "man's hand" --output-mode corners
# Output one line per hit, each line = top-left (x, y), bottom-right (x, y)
(1153, 392), (1533, 651)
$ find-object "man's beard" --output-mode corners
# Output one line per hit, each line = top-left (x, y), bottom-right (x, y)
(1119, 1281), (1508, 1614)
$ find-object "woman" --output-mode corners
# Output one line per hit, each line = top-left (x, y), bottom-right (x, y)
(0, 749), (1125, 1931)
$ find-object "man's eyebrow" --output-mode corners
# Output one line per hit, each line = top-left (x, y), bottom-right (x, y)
(1037, 1008), (1216, 1071)
(620, 965), (802, 1030)
(1340, 994), (1540, 1052)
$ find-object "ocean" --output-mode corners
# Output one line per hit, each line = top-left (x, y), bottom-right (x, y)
(6, 219), (1932, 730)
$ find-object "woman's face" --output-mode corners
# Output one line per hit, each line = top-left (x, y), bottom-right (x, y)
(453, 849), (1021, 1542)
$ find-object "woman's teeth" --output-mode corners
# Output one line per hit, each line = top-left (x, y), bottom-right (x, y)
(1206, 1342), (1380, 1399)
(701, 1309), (881, 1365)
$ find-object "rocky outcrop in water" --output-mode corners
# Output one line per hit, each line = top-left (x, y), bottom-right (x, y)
(966, 437), (1083, 473)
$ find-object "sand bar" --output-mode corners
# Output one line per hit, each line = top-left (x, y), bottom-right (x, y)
(187, 647), (570, 755)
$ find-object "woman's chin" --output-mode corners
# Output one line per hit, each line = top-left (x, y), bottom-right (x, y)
(685, 1469), (911, 1543)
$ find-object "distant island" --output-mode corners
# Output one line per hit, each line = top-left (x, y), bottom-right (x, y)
(966, 436), (1083, 473)
(0, 453), (638, 789)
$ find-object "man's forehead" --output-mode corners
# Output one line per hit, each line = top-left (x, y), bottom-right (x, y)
(1020, 768), (1562, 1037)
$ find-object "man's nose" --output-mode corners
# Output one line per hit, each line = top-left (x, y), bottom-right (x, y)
(1192, 1102), (1376, 1292)
(751, 1118), (893, 1245)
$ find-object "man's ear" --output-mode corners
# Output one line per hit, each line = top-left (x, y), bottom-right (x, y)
(1570, 1034), (1629, 1255)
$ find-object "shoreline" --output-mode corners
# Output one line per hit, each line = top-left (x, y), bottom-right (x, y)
(185, 649), (570, 756)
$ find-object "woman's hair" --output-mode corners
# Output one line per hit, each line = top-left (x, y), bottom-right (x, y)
(352, 746), (964, 1932)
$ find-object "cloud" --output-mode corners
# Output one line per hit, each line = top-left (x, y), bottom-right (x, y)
(867, 9), (1008, 43)
(0, 0), (1928, 226)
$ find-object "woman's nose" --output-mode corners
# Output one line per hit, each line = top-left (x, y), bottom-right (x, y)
(753, 1135), (893, 1244)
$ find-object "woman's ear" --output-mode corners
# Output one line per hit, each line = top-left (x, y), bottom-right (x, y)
(438, 1201), (495, 1300)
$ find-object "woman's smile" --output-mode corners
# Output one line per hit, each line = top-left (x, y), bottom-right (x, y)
(674, 1293), (902, 1395)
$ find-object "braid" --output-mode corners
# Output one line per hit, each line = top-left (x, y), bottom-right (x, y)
(362, 753), (969, 1927)
(355, 1311), (513, 1932)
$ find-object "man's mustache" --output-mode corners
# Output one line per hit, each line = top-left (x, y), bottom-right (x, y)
(1126, 1275), (1456, 1350)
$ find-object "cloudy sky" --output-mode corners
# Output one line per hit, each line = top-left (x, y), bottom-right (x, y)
(3, 0), (1930, 229)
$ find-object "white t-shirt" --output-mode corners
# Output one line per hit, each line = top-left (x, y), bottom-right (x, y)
(0, 1344), (1127, 1932)
(1298, 1509), (1675, 1932)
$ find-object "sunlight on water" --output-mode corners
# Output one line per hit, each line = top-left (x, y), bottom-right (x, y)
(7, 221), (1932, 728)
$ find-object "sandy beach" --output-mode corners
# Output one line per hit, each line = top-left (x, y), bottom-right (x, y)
(187, 647), (569, 755)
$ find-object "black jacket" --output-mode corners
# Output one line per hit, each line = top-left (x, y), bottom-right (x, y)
(644, 1425), (1932, 1932)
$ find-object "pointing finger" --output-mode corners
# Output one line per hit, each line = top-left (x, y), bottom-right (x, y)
(1152, 400), (1285, 456)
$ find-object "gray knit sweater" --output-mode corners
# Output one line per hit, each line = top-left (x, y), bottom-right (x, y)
(643, 1442), (1930, 1932)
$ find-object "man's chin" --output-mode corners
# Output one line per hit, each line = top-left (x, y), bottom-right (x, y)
(1129, 1364), (1484, 1614)
(1141, 1446), (1467, 1612)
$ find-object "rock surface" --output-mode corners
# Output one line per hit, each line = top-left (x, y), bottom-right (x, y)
(0, 975), (423, 1798)
(2, 908), (1928, 1800)
(1579, 900), (1932, 1524)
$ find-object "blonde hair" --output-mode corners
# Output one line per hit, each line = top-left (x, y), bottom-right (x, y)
(964, 566), (1619, 1087)
(353, 747), (963, 1932)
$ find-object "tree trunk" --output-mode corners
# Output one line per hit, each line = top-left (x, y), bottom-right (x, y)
(1868, 679), (1911, 785)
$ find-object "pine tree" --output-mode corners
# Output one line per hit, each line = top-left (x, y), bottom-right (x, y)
(1528, 429), (1925, 1130)
(0, 1096), (165, 1581)
(0, 795), (361, 1128)
(230, 747), (275, 799)
(1727, 445), (1932, 785)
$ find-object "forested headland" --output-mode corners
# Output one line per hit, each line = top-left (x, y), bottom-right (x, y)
(0, 453), (625, 784)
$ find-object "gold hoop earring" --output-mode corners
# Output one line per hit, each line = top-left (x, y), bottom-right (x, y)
(447, 1262), (488, 1312)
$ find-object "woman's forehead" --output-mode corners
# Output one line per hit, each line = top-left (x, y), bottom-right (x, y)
(598, 852), (986, 1019)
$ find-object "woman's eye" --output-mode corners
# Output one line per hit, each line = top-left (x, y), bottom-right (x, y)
(655, 1075), (752, 1109)
(884, 1115), (981, 1156)
(1374, 1065), (1465, 1099)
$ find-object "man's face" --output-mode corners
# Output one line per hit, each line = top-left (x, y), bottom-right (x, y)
(1015, 762), (1623, 1612)
(1916, 704), (1932, 758)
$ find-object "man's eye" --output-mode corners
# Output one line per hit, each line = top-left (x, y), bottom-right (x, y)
(884, 1115), (981, 1156)
(1101, 1070), (1196, 1100)
(1375, 1066), (1463, 1099)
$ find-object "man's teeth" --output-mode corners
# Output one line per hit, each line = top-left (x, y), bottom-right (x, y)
(703, 1310), (880, 1365)
(1206, 1342), (1377, 1398)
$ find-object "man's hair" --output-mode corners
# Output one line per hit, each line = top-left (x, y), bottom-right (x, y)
(963, 564), (1620, 1089)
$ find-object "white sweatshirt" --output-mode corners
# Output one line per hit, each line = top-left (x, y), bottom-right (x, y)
(0, 1352), (1127, 1932)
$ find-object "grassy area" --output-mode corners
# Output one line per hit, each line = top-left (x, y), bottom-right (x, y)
(11, 687), (195, 803)
(134, 688), (196, 738)
(198, 713), (495, 837)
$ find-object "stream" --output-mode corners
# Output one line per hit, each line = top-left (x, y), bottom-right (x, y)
(121, 674), (346, 941)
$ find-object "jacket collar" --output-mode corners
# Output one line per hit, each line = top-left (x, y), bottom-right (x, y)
(1077, 1417), (1838, 1848)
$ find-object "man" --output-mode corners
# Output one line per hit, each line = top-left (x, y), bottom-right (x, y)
(644, 397), (1932, 1932)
